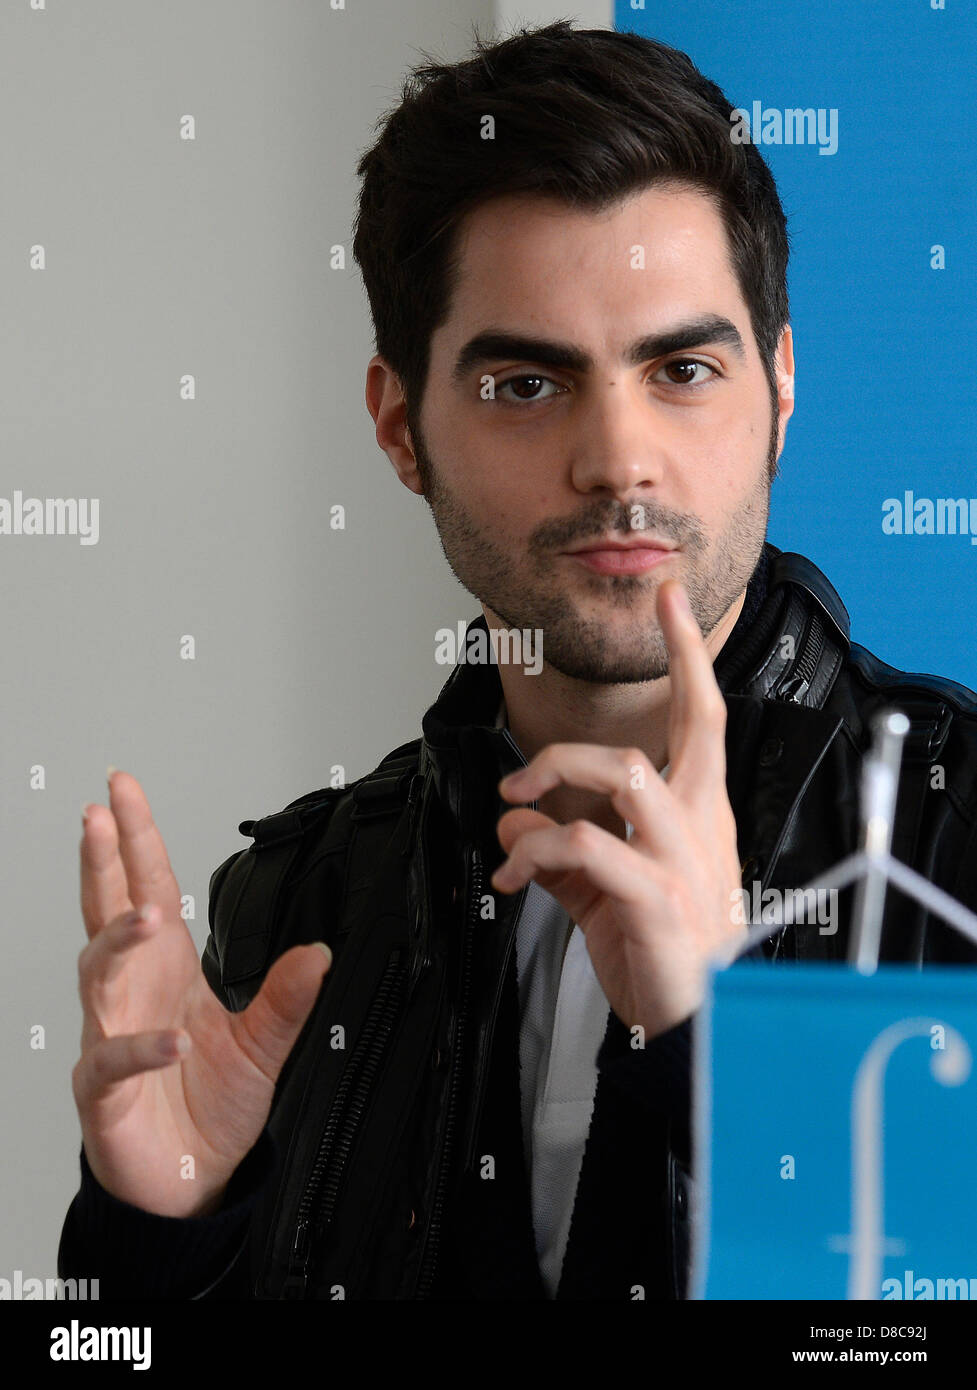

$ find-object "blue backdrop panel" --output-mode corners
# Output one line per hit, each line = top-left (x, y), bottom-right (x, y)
(615, 1), (976, 691)
(694, 962), (977, 1300)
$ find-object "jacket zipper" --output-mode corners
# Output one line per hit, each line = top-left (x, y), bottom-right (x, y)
(413, 845), (483, 1298)
(283, 951), (407, 1298)
(776, 608), (825, 704)
(460, 728), (536, 1172)
(460, 881), (528, 1173)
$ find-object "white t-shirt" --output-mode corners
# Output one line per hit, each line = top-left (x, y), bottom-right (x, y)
(513, 878), (611, 1296)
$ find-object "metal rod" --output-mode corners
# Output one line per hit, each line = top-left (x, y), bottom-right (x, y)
(848, 709), (911, 973)
(727, 851), (870, 961)
(724, 847), (977, 966)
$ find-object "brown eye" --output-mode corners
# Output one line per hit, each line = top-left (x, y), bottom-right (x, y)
(508, 376), (544, 399)
(495, 374), (562, 404)
(666, 362), (699, 384)
(656, 359), (718, 388)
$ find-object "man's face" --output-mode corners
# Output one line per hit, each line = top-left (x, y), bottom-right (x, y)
(402, 183), (791, 684)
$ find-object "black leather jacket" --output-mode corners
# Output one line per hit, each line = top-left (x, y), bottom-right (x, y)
(59, 542), (977, 1300)
(396, 542), (977, 1298)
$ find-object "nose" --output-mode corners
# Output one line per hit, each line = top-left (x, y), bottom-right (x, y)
(567, 382), (668, 500)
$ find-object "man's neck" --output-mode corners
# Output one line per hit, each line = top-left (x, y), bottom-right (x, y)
(489, 588), (747, 839)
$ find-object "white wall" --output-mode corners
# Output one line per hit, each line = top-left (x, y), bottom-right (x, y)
(1, 0), (494, 1283)
(495, 0), (611, 30)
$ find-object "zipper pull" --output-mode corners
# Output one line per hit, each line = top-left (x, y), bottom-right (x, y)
(283, 1219), (312, 1298)
(778, 673), (810, 704)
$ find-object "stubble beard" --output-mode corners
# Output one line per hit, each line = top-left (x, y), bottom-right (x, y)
(410, 410), (777, 685)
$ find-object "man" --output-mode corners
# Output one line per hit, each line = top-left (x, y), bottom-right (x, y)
(59, 21), (977, 1301)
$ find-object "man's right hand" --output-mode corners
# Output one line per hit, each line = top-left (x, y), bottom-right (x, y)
(71, 768), (332, 1218)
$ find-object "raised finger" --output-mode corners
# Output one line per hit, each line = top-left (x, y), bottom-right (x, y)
(658, 579), (728, 797)
(80, 801), (133, 941)
(107, 769), (183, 918)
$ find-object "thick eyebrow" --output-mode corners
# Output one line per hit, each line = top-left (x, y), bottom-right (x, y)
(450, 314), (746, 385)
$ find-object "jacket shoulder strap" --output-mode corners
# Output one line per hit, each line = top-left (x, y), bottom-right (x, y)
(203, 741), (423, 1008)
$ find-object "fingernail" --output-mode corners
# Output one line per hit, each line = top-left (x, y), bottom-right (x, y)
(137, 904), (155, 923)
(106, 765), (118, 783)
(81, 804), (90, 824)
(311, 941), (333, 965)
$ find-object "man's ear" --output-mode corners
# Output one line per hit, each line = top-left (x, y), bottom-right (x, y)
(773, 324), (795, 455)
(775, 325), (795, 409)
(365, 355), (423, 495)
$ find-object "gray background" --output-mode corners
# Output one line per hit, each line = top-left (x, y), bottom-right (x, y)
(0, 0), (609, 1283)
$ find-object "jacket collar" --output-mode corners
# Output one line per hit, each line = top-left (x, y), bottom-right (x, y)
(419, 541), (849, 885)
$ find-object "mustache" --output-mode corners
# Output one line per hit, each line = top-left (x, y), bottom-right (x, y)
(529, 501), (706, 555)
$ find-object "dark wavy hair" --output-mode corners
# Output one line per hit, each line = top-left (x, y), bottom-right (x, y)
(352, 19), (790, 437)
